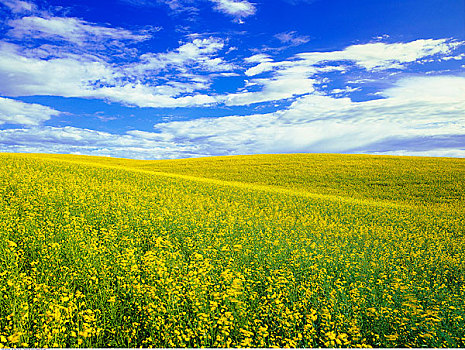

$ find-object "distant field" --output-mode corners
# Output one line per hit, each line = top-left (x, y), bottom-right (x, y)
(28, 152), (465, 207)
(1, 153), (464, 348)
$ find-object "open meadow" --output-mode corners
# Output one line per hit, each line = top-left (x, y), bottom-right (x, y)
(0, 153), (464, 348)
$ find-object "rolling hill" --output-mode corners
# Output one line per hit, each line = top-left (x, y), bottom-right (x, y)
(0, 153), (464, 347)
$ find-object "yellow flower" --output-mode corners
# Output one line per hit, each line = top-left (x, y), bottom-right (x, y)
(385, 334), (398, 341)
(7, 333), (21, 344)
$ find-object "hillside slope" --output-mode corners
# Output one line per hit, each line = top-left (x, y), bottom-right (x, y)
(11, 152), (465, 207)
(0, 153), (464, 348)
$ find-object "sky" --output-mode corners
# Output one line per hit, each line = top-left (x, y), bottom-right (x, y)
(0, 0), (464, 159)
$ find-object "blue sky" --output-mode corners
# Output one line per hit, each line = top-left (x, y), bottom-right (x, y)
(0, 0), (464, 159)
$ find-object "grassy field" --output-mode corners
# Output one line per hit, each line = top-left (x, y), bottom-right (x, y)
(0, 152), (464, 348)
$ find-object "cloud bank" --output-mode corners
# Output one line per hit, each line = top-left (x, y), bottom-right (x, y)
(1, 0), (464, 159)
(2, 75), (464, 158)
(0, 97), (61, 125)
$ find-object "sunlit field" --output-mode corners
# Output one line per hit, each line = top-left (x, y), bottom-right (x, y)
(1, 153), (464, 348)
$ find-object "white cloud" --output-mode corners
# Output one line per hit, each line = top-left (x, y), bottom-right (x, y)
(244, 54), (272, 64)
(0, 39), (225, 108)
(133, 37), (233, 74)
(158, 0), (193, 10)
(245, 61), (277, 76)
(0, 31), (462, 111)
(91, 84), (217, 108)
(222, 75), (315, 106)
(119, 0), (256, 20)
(331, 86), (360, 95)
(232, 39), (463, 106)
(275, 31), (310, 46)
(210, 0), (256, 19)
(126, 129), (174, 141)
(244, 39), (463, 79)
(151, 75), (465, 156)
(0, 42), (121, 97)
(119, 0), (198, 15)
(297, 39), (461, 71)
(0, 0), (36, 13)
(7, 16), (151, 45)
(442, 53), (465, 61)
(0, 126), (205, 159)
(0, 97), (60, 125)
(1, 75), (464, 158)
(380, 75), (465, 102)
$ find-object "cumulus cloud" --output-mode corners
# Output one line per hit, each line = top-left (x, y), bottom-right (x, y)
(0, 97), (61, 125)
(209, 0), (256, 20)
(0, 42), (120, 97)
(133, 37), (234, 75)
(0, 38), (229, 108)
(1, 34), (463, 110)
(229, 38), (464, 106)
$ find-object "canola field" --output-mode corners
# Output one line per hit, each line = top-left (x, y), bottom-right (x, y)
(0, 153), (464, 348)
